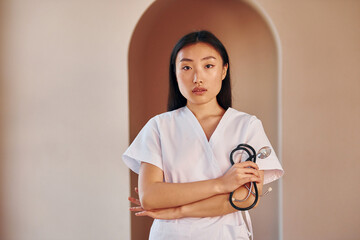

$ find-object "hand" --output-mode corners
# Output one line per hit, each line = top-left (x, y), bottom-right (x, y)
(129, 187), (182, 220)
(216, 161), (261, 194)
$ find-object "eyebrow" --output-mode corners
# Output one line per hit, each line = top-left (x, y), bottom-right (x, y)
(179, 56), (217, 62)
(201, 56), (216, 61)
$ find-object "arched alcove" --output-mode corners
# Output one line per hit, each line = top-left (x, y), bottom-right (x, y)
(128, 0), (281, 239)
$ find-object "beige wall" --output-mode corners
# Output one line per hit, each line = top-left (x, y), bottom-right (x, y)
(257, 0), (360, 239)
(0, 0), (149, 239)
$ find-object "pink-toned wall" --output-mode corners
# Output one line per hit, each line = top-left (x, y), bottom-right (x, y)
(129, 0), (280, 239)
(129, 0), (360, 239)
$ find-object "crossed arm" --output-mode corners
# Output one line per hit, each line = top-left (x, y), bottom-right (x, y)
(129, 162), (264, 219)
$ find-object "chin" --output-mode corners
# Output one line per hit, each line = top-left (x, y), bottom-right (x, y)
(188, 99), (212, 106)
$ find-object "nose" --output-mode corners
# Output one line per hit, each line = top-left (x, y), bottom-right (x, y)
(193, 73), (197, 83)
(192, 71), (203, 84)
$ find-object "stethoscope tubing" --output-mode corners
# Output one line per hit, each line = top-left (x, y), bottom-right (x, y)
(229, 144), (259, 211)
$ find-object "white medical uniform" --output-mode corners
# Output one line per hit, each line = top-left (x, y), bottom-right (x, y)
(123, 106), (284, 240)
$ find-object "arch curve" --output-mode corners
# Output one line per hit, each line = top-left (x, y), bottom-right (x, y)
(128, 1), (282, 239)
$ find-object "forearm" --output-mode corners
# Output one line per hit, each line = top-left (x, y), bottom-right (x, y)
(180, 193), (233, 218)
(139, 162), (262, 211)
(140, 178), (221, 210)
(180, 184), (262, 218)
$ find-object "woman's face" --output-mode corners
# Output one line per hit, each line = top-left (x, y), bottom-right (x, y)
(175, 42), (228, 108)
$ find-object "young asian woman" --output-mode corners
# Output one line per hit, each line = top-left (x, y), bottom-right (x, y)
(123, 30), (284, 240)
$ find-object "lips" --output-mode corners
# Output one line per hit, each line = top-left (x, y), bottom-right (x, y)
(192, 87), (207, 94)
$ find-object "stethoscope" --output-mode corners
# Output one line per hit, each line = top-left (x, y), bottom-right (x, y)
(229, 144), (272, 211)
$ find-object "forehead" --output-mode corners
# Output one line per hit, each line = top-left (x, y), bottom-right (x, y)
(176, 42), (221, 62)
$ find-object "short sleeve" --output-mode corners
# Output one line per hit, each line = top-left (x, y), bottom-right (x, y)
(122, 117), (163, 174)
(246, 117), (284, 184)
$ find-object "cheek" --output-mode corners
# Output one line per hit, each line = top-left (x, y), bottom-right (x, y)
(176, 72), (192, 85)
(176, 79), (190, 99)
(175, 75), (187, 92)
(211, 69), (225, 92)
(210, 68), (225, 83)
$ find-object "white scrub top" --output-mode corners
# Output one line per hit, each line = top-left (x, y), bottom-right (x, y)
(123, 106), (284, 240)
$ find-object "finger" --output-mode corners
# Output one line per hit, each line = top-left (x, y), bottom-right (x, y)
(235, 167), (260, 178)
(254, 176), (262, 183)
(243, 168), (261, 177)
(135, 211), (145, 216)
(134, 187), (138, 194)
(236, 161), (259, 169)
(130, 206), (144, 212)
(239, 175), (262, 185)
(259, 170), (264, 180)
(129, 198), (141, 206)
(252, 177), (262, 184)
(135, 211), (151, 217)
(128, 197), (141, 206)
(243, 177), (261, 185)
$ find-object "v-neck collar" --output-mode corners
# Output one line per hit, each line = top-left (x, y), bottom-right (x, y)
(183, 106), (232, 146)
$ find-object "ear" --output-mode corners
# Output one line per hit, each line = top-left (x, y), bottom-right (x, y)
(221, 63), (228, 80)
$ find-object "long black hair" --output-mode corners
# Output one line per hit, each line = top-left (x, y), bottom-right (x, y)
(167, 30), (232, 111)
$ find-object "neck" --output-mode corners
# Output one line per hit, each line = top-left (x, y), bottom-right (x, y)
(186, 100), (225, 119)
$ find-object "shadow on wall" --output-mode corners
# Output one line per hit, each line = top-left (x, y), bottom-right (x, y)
(128, 0), (280, 239)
